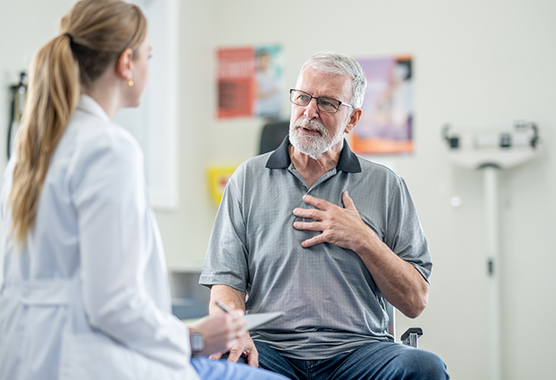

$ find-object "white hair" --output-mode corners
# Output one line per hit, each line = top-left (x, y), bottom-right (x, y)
(297, 51), (367, 108)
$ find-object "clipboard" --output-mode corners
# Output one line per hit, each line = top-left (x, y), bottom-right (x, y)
(244, 311), (284, 330)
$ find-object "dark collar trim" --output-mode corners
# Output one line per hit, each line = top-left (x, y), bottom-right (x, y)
(265, 135), (361, 173)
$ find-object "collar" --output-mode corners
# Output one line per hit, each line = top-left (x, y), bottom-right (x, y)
(265, 135), (362, 173)
(77, 94), (111, 123)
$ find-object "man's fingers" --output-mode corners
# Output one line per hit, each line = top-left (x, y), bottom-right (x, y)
(342, 190), (356, 210)
(301, 235), (323, 248)
(246, 347), (259, 367)
(209, 352), (223, 360)
(302, 194), (331, 210)
(227, 344), (244, 362)
(293, 207), (324, 220)
(293, 221), (322, 231)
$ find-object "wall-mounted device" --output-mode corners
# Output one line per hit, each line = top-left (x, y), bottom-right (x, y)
(442, 120), (539, 169)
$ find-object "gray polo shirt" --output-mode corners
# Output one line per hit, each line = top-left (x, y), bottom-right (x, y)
(200, 137), (432, 360)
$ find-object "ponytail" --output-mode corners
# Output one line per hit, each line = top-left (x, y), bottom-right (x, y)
(7, 0), (146, 245)
(8, 35), (80, 244)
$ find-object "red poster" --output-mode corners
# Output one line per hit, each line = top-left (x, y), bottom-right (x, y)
(217, 47), (256, 118)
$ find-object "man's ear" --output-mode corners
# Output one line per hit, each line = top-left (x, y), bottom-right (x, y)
(344, 108), (363, 134)
(116, 48), (133, 81)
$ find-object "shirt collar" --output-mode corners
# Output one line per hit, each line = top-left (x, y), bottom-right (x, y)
(265, 135), (362, 173)
(77, 94), (111, 123)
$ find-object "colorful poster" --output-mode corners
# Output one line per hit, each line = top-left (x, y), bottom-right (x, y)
(217, 45), (283, 119)
(350, 56), (413, 155)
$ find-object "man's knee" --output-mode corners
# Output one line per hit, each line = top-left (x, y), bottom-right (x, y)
(396, 348), (449, 379)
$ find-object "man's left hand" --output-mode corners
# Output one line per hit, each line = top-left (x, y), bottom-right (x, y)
(292, 191), (373, 251)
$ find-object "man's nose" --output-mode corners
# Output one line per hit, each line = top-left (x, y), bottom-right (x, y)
(304, 97), (319, 119)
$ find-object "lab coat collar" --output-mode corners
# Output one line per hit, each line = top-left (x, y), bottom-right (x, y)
(265, 135), (362, 173)
(77, 94), (111, 124)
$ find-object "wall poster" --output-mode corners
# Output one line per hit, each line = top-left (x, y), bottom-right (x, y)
(217, 45), (283, 119)
(350, 56), (413, 155)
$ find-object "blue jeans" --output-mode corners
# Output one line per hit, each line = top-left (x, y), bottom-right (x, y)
(254, 340), (449, 380)
(191, 356), (288, 380)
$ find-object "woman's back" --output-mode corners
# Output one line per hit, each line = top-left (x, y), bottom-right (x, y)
(0, 95), (193, 380)
(1, 95), (143, 283)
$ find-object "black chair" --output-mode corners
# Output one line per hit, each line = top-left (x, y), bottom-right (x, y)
(387, 302), (423, 347)
(259, 120), (290, 154)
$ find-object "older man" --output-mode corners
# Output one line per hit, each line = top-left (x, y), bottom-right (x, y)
(200, 51), (449, 380)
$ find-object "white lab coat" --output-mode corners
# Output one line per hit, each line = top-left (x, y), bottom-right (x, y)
(0, 95), (200, 380)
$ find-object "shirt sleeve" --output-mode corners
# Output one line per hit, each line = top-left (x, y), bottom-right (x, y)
(199, 165), (250, 292)
(69, 128), (191, 369)
(385, 177), (433, 283)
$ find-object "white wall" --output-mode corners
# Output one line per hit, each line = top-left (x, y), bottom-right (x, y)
(1, 1), (555, 379)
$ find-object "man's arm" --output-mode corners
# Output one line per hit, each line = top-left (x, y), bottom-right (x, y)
(208, 285), (260, 367)
(209, 284), (246, 314)
(292, 191), (429, 318)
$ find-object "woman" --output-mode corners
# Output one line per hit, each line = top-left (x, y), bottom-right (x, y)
(0, 1), (286, 379)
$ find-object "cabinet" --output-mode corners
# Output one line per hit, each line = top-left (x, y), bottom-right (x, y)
(168, 264), (210, 320)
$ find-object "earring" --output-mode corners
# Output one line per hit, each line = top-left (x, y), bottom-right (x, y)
(127, 79), (134, 87)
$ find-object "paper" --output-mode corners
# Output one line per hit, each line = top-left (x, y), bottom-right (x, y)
(244, 312), (284, 330)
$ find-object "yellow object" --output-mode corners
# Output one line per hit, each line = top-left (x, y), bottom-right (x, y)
(207, 165), (237, 205)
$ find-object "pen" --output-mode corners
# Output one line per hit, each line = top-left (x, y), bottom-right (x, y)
(216, 301), (233, 313)
(217, 301), (247, 339)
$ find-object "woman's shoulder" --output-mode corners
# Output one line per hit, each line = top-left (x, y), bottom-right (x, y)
(55, 110), (144, 191)
(66, 109), (142, 161)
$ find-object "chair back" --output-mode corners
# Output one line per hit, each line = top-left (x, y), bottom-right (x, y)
(386, 301), (396, 340)
(259, 120), (289, 154)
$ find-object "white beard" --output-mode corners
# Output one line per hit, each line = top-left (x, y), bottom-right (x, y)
(289, 119), (344, 159)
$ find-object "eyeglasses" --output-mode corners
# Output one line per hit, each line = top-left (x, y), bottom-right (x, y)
(289, 89), (354, 114)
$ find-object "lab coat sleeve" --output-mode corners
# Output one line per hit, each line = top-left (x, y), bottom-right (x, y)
(69, 129), (191, 369)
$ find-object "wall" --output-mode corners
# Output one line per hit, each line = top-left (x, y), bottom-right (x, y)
(1, 1), (555, 379)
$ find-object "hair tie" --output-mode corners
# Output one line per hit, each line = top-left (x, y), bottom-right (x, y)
(64, 32), (75, 48)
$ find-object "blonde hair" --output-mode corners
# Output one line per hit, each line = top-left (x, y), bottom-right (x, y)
(8, 0), (147, 244)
